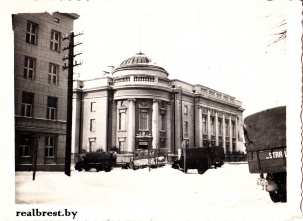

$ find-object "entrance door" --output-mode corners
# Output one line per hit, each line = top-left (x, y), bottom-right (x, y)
(138, 141), (148, 149)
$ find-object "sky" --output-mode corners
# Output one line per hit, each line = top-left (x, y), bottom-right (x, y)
(2, 0), (301, 117)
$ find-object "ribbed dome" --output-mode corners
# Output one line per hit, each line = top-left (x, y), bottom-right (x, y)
(120, 52), (152, 66)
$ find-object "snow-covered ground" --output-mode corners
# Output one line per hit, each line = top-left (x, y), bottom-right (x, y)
(10, 163), (301, 220)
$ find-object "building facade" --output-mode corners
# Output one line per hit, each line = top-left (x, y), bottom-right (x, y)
(13, 12), (79, 171)
(72, 52), (245, 161)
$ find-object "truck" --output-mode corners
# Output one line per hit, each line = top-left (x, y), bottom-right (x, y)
(171, 146), (225, 174)
(244, 106), (286, 203)
(126, 148), (168, 170)
(75, 151), (117, 172)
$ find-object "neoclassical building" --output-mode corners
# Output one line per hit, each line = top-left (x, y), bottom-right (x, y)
(72, 52), (245, 160)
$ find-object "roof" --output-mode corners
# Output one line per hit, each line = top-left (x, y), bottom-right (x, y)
(119, 52), (152, 66)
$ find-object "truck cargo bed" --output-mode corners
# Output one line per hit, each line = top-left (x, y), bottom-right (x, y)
(244, 106), (286, 151)
(247, 147), (286, 173)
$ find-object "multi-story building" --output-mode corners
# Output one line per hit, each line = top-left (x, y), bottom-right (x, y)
(13, 12), (79, 171)
(72, 52), (245, 161)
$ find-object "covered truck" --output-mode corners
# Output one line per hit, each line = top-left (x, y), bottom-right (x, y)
(244, 106), (286, 203)
(122, 148), (168, 170)
(172, 146), (225, 174)
(75, 151), (117, 172)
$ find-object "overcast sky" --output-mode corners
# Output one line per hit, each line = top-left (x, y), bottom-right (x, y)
(2, 0), (301, 118)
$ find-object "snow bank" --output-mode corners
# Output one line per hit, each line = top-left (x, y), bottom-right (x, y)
(14, 164), (298, 221)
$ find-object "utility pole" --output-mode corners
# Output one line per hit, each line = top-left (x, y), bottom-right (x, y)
(62, 31), (83, 176)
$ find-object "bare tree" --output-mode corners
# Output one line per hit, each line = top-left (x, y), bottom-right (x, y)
(272, 19), (287, 44)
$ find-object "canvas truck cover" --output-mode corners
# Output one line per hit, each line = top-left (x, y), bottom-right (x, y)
(244, 106), (286, 152)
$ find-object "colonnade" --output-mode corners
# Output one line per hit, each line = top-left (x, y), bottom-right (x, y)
(197, 106), (238, 153)
(121, 99), (171, 152)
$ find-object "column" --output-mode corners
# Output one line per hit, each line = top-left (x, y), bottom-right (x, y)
(127, 99), (136, 152)
(215, 111), (219, 146)
(152, 99), (159, 149)
(207, 108), (211, 142)
(116, 101), (120, 148)
(235, 116), (238, 152)
(222, 113), (226, 152)
(198, 107), (202, 147)
(166, 102), (172, 153)
(229, 115), (233, 153)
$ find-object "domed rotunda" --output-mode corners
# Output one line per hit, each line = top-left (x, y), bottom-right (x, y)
(112, 52), (169, 86)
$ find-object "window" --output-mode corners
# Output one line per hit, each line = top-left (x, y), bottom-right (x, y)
(160, 115), (165, 131)
(184, 105), (188, 115)
(45, 136), (55, 157)
(89, 138), (96, 152)
(21, 92), (33, 117)
(26, 21), (38, 44)
(139, 111), (148, 130)
(202, 116), (207, 135)
(184, 121), (188, 134)
(210, 117), (215, 136)
(47, 97), (57, 120)
(218, 119), (222, 136)
(232, 143), (236, 152)
(24, 57), (35, 79)
(19, 134), (31, 157)
(49, 63), (58, 84)
(90, 119), (96, 131)
(160, 138), (166, 148)
(119, 112), (125, 130)
(185, 139), (189, 148)
(50, 30), (60, 52)
(91, 102), (96, 112)
(119, 141), (125, 153)
(225, 120), (229, 137)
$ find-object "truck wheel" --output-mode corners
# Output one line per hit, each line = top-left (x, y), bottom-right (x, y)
(197, 164), (207, 174)
(269, 191), (280, 203)
(84, 165), (90, 171)
(105, 167), (112, 172)
(76, 167), (82, 172)
(278, 189), (287, 203)
(75, 163), (82, 172)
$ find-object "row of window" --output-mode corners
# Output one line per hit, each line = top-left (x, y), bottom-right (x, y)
(24, 21), (61, 83)
(118, 111), (166, 132)
(21, 91), (58, 120)
(24, 56), (59, 84)
(90, 112), (166, 132)
(202, 116), (236, 137)
(26, 21), (61, 52)
(19, 134), (56, 157)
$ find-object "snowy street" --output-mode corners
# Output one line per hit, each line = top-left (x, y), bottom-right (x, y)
(13, 163), (300, 221)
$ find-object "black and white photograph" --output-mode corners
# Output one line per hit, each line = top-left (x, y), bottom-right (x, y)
(0, 0), (302, 220)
